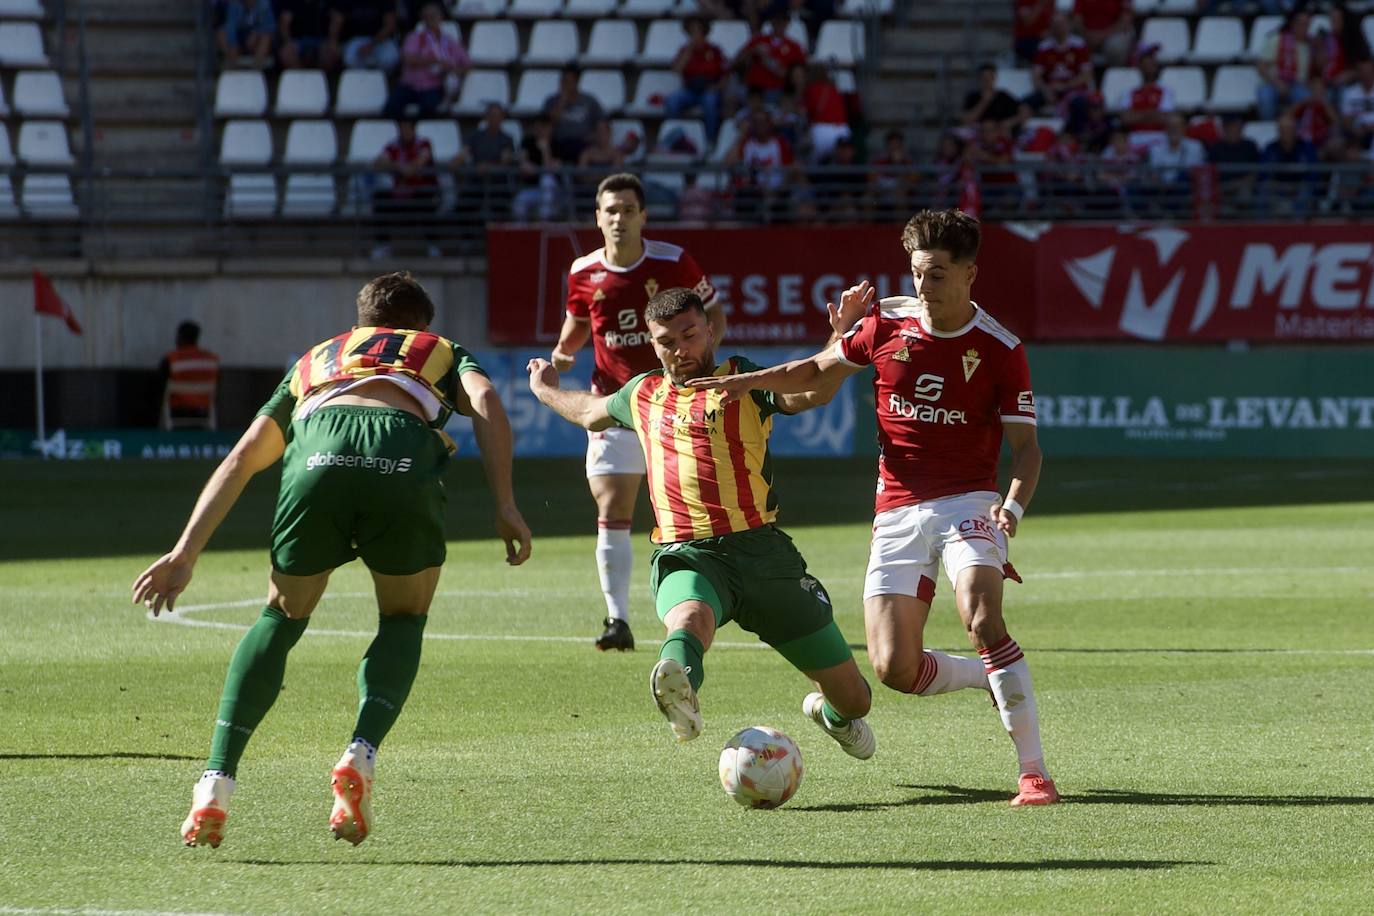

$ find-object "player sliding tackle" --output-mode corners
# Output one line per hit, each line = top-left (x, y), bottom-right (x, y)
(528, 287), (876, 758)
(689, 209), (1058, 806)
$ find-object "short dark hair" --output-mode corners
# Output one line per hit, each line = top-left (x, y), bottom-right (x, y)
(978, 62), (997, 75)
(900, 209), (982, 263)
(595, 172), (646, 210)
(644, 287), (704, 326)
(176, 320), (201, 346)
(356, 271), (435, 329)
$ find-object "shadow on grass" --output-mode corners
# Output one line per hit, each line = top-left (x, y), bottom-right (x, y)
(232, 857), (1206, 872)
(790, 784), (1374, 812)
(0, 752), (200, 761)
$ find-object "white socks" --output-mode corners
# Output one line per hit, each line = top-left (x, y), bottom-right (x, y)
(595, 522), (633, 623)
(979, 636), (1048, 778)
(343, 738), (377, 776)
(909, 650), (990, 696)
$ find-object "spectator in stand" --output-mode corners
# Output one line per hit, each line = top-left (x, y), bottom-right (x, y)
(962, 64), (1022, 136)
(513, 115), (565, 222)
(1207, 114), (1261, 212)
(370, 119), (440, 259)
(800, 64), (850, 162)
(807, 135), (865, 220)
(218, 0), (276, 69)
(1041, 127), (1086, 215)
(278, 0), (339, 70)
(159, 321), (220, 431)
(1069, 91), (1116, 153)
(725, 109), (797, 221)
(971, 117), (1019, 212)
(542, 66), (606, 165)
(868, 129), (919, 219)
(1290, 75), (1340, 149)
(1028, 13), (1094, 119)
(1340, 58), (1374, 151)
(331, 0), (400, 72)
(457, 102), (516, 219)
(385, 2), (469, 119)
(666, 17), (728, 144)
(1313, 3), (1371, 97)
(734, 11), (807, 102)
(1095, 125), (1144, 215)
(1117, 43), (1173, 148)
(1256, 8), (1311, 120)
(1320, 131), (1374, 214)
(1261, 113), (1318, 215)
(1073, 0), (1134, 67)
(1013, 0), (1053, 65)
(1146, 113), (1205, 215)
(931, 131), (968, 208)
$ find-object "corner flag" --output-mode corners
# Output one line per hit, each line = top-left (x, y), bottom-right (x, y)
(33, 268), (82, 335)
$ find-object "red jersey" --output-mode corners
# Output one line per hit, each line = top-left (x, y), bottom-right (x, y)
(382, 137), (437, 193)
(1014, 0), (1052, 41)
(1073, 0), (1128, 32)
(565, 239), (718, 395)
(836, 297), (1036, 514)
(1125, 82), (1174, 132)
(740, 33), (806, 93)
(1034, 36), (1091, 87)
(681, 42), (727, 85)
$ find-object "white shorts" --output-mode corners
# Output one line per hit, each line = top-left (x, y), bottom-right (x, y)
(585, 426), (647, 478)
(863, 491), (1014, 602)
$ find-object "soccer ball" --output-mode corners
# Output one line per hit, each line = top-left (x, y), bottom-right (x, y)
(718, 726), (803, 809)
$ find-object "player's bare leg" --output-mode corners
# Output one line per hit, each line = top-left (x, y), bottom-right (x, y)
(803, 657), (876, 759)
(589, 473), (641, 650)
(955, 565), (1057, 806)
(864, 593), (990, 697)
(651, 599), (714, 741)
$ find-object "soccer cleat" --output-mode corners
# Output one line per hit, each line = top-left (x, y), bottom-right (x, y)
(595, 617), (635, 652)
(329, 754), (374, 845)
(1010, 773), (1060, 807)
(181, 773), (235, 848)
(802, 692), (876, 760)
(650, 658), (702, 742)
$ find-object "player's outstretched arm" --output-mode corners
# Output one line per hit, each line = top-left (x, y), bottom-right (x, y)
(526, 358), (616, 431)
(687, 350), (859, 406)
(551, 314), (590, 371)
(459, 371), (532, 566)
(131, 415), (285, 615)
(995, 422), (1043, 537)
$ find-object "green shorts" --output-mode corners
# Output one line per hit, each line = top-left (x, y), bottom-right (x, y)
(649, 525), (853, 672)
(271, 405), (448, 576)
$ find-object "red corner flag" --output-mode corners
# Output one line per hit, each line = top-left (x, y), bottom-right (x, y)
(33, 269), (82, 335)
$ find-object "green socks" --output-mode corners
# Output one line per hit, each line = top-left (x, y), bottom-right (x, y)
(352, 614), (428, 748)
(206, 606), (310, 777)
(659, 629), (705, 692)
(821, 700), (850, 728)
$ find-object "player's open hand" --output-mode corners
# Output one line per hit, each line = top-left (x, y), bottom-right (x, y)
(685, 374), (754, 405)
(992, 506), (1019, 537)
(527, 358), (561, 392)
(496, 504), (533, 566)
(827, 279), (876, 337)
(131, 552), (195, 616)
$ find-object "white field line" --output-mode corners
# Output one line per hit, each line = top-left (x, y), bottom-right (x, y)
(0, 908), (232, 916)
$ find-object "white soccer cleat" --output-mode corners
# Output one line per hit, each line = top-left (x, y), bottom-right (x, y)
(329, 751), (374, 846)
(803, 692), (876, 760)
(181, 772), (235, 848)
(650, 658), (702, 742)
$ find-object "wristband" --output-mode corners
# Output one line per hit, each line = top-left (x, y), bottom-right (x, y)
(1001, 498), (1025, 522)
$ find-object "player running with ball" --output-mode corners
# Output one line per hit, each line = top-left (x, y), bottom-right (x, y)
(691, 209), (1058, 806)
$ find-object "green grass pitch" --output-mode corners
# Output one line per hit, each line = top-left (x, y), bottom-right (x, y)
(1, 456), (1372, 914)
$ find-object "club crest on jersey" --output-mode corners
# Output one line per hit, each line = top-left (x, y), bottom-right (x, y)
(962, 348), (981, 381)
(590, 269), (607, 284)
(893, 347), (911, 362)
(645, 278), (659, 298)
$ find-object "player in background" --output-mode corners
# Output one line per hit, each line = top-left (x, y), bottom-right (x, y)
(690, 209), (1057, 806)
(528, 288), (875, 759)
(133, 272), (532, 848)
(551, 172), (725, 652)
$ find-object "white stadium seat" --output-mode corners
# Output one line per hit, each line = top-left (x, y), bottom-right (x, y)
(834, 69), (856, 92)
(1192, 17), (1244, 64)
(671, 0), (702, 16)
(451, 0), (508, 18)
(565, 0), (616, 14)
(282, 175), (336, 217)
(22, 174), (77, 219)
(0, 21), (46, 66)
(1365, 16), (1374, 56)
(0, 0), (46, 18)
(219, 120), (273, 166)
(214, 71), (267, 117)
(512, 68), (561, 116)
(225, 174), (277, 218)
(707, 20), (751, 59)
(508, 0), (562, 16)
(1131, 0), (1160, 11)
(814, 20), (864, 66)
(611, 118), (646, 162)
(335, 69), (387, 116)
(711, 118), (739, 162)
(14, 70), (68, 117)
(0, 123), (13, 167)
(453, 69), (510, 116)
(582, 20), (639, 66)
(275, 69), (329, 117)
(1140, 17), (1190, 64)
(642, 20), (687, 67)
(839, 0), (893, 15)
(579, 69), (626, 114)
(1100, 67), (1142, 112)
(1154, 0), (1195, 12)
(1242, 120), (1277, 149)
(620, 0), (674, 16)
(347, 119), (396, 164)
(626, 69), (678, 117)
(0, 175), (17, 219)
(417, 119), (462, 163)
(1207, 65), (1260, 113)
(649, 117), (707, 161)
(283, 119), (337, 164)
(996, 67), (1032, 99)
(467, 21), (518, 67)
(17, 120), (72, 165)
(525, 21), (579, 67)
(1160, 66), (1206, 110)
(1246, 16), (1282, 61)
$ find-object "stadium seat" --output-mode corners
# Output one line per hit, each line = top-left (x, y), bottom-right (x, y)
(565, 0), (617, 15)
(710, 118), (738, 161)
(838, 0), (894, 15)
(707, 20), (751, 59)
(525, 21), (579, 67)
(611, 118), (646, 162)
(0, 21), (46, 66)
(17, 120), (72, 165)
(1242, 119), (1276, 149)
(347, 119), (395, 164)
(1192, 17), (1244, 64)
(417, 119), (462, 163)
(1245, 16), (1282, 61)
(1364, 16), (1374, 55)
(22, 174), (77, 219)
(1153, 0), (1195, 12)
(335, 70), (387, 116)
(649, 118), (707, 162)
(0, 175), (18, 219)
(1052, 0), (1072, 10)
(453, 69), (510, 116)
(1140, 17), (1190, 64)
(284, 120), (338, 164)
(213, 71), (267, 118)
(282, 174), (336, 217)
(13, 71), (68, 117)
(225, 174), (278, 218)
(582, 21), (639, 66)
(580, 69), (626, 114)
(467, 21), (518, 66)
(1160, 66), (1206, 111)
(814, 20), (864, 67)
(1207, 65), (1260, 113)
(642, 20), (686, 67)
(626, 69), (678, 117)
(996, 67), (1033, 99)
(219, 120), (273, 165)
(276, 70), (329, 117)
(670, 0), (702, 16)
(508, 0), (562, 16)
(451, 0), (508, 18)
(1309, 14), (1331, 36)
(834, 69), (856, 93)
(619, 0), (674, 17)
(0, 0), (45, 18)
(512, 69), (561, 116)
(1100, 67), (1142, 111)
(0, 123), (12, 166)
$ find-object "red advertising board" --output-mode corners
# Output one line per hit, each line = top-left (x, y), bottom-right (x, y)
(486, 225), (1038, 345)
(1037, 223), (1374, 341)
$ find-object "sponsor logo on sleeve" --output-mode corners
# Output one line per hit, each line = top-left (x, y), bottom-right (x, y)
(1018, 390), (1036, 416)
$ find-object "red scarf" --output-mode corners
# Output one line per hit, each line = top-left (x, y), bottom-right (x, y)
(1276, 32), (1301, 82)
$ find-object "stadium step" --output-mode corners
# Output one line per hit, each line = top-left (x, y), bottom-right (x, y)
(82, 77), (199, 125)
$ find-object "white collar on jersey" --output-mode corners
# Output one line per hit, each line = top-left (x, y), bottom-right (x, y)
(599, 245), (647, 274)
(918, 301), (982, 338)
